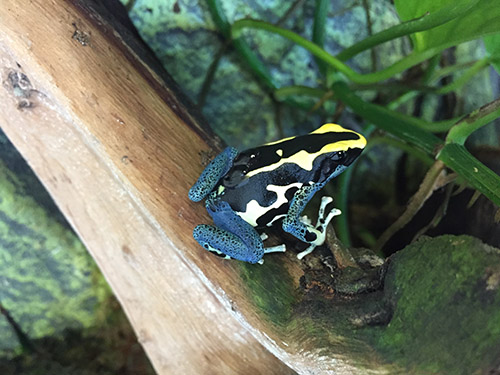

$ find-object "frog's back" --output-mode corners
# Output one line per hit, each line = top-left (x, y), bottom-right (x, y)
(217, 123), (365, 228)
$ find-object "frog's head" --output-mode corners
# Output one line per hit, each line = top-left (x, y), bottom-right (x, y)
(307, 123), (366, 181)
(308, 122), (366, 165)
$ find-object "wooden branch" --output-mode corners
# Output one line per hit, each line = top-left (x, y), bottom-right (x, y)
(0, 1), (294, 373)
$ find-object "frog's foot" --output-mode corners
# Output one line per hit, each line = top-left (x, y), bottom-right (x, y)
(296, 196), (341, 260)
(259, 233), (286, 253)
(257, 244), (287, 264)
(284, 185), (342, 258)
(195, 198), (289, 263)
(257, 232), (286, 264)
(254, 232), (286, 264)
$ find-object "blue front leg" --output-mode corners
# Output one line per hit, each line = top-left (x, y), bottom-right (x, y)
(283, 184), (323, 243)
(193, 199), (285, 264)
(188, 147), (238, 202)
(282, 161), (348, 249)
(282, 184), (341, 258)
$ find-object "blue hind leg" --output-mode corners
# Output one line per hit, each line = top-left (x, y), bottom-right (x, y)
(193, 199), (285, 264)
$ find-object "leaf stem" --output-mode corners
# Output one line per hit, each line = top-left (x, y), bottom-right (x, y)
(436, 57), (490, 94)
(335, 124), (375, 246)
(276, 84), (458, 132)
(430, 59), (481, 81)
(206, 0), (278, 90)
(312, 0), (329, 75)
(274, 85), (329, 100)
(361, 0), (377, 71)
(445, 97), (500, 145)
(365, 136), (434, 166)
(232, 19), (447, 85)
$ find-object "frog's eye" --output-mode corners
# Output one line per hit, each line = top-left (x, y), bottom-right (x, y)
(334, 151), (346, 161)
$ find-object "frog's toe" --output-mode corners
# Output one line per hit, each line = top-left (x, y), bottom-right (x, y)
(264, 244), (286, 253)
(296, 205), (341, 260)
(297, 244), (317, 260)
(300, 215), (313, 225)
(318, 196), (334, 220)
(320, 207), (341, 231)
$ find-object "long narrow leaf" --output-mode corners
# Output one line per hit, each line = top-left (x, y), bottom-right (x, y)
(332, 81), (442, 154)
(206, 0), (278, 90)
(446, 98), (500, 145)
(437, 144), (500, 207)
(232, 19), (444, 85)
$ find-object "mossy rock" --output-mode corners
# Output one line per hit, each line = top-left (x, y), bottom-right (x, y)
(0, 133), (153, 374)
(0, 137), (107, 355)
(376, 235), (500, 374)
(236, 234), (500, 373)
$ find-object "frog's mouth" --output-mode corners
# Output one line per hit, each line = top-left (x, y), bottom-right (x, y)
(343, 147), (364, 166)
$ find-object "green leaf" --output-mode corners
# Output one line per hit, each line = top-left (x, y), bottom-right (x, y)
(483, 33), (500, 75)
(332, 81), (442, 154)
(338, 0), (477, 61)
(446, 98), (500, 145)
(395, 0), (500, 52)
(437, 144), (500, 207)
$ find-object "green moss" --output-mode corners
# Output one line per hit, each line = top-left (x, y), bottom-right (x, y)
(376, 235), (500, 374)
(238, 235), (500, 373)
(238, 257), (297, 327)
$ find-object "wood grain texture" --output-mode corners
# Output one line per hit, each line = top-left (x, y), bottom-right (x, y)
(0, 1), (295, 374)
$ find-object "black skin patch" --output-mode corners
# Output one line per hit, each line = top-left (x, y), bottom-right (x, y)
(238, 131), (360, 174)
(219, 149), (352, 227)
(305, 231), (317, 242)
(220, 149), (361, 215)
(216, 137), (363, 229)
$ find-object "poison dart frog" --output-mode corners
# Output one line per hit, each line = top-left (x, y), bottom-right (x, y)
(188, 123), (366, 264)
